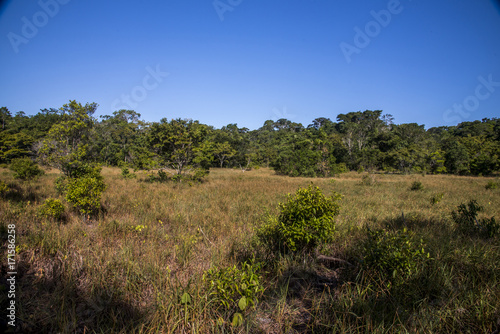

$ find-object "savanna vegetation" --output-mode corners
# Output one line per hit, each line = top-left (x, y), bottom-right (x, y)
(0, 101), (499, 333)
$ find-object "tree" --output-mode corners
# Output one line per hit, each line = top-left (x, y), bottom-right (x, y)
(213, 141), (236, 168)
(38, 100), (97, 177)
(149, 118), (210, 175)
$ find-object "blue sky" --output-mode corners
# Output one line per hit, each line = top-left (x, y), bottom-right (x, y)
(0, 0), (499, 130)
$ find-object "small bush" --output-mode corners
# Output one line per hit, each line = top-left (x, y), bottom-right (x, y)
(362, 228), (430, 283)
(9, 157), (44, 181)
(361, 174), (377, 186)
(260, 185), (341, 252)
(203, 261), (264, 326)
(0, 180), (9, 196)
(65, 174), (107, 215)
(485, 181), (498, 190)
(410, 181), (424, 191)
(430, 193), (444, 205)
(121, 166), (136, 179)
(54, 175), (68, 195)
(39, 198), (65, 220)
(451, 200), (499, 238)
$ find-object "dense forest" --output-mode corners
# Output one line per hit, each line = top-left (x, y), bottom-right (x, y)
(1, 100), (499, 177)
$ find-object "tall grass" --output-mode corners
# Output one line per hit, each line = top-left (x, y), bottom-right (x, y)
(0, 167), (499, 333)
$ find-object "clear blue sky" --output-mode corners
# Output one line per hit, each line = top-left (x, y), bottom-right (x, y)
(1, 0), (499, 129)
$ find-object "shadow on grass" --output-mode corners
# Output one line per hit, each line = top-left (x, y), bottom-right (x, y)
(0, 254), (147, 333)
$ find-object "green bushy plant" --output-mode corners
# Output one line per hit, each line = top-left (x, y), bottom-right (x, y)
(451, 200), (499, 238)
(65, 169), (107, 215)
(362, 228), (429, 282)
(9, 157), (44, 181)
(121, 166), (136, 179)
(260, 185), (341, 252)
(203, 261), (264, 326)
(485, 181), (498, 190)
(39, 198), (65, 220)
(430, 193), (444, 205)
(410, 181), (424, 191)
(0, 180), (9, 196)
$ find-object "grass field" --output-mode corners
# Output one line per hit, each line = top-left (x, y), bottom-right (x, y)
(1, 167), (499, 333)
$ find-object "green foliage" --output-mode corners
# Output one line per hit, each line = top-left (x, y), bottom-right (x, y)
(39, 198), (65, 220)
(0, 180), (9, 196)
(65, 169), (107, 215)
(9, 157), (44, 181)
(410, 181), (424, 191)
(430, 193), (444, 205)
(121, 166), (136, 179)
(261, 185), (341, 252)
(451, 200), (499, 238)
(485, 181), (498, 190)
(203, 260), (264, 324)
(362, 228), (430, 282)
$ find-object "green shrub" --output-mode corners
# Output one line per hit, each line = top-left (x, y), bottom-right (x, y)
(203, 261), (264, 326)
(485, 181), (498, 190)
(451, 200), (499, 238)
(330, 163), (348, 176)
(121, 166), (136, 179)
(54, 175), (68, 195)
(9, 157), (44, 181)
(362, 228), (429, 282)
(39, 198), (65, 220)
(0, 180), (9, 196)
(410, 181), (424, 191)
(260, 185), (341, 252)
(430, 193), (444, 205)
(65, 174), (107, 215)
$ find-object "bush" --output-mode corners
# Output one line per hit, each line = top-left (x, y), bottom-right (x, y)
(203, 261), (264, 326)
(121, 166), (136, 179)
(485, 181), (498, 190)
(65, 174), (107, 215)
(410, 181), (424, 191)
(451, 200), (499, 238)
(39, 198), (65, 220)
(362, 228), (429, 282)
(430, 193), (444, 205)
(9, 157), (44, 181)
(260, 185), (341, 252)
(0, 180), (9, 196)
(361, 174), (377, 186)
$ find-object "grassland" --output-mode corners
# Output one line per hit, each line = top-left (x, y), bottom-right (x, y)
(1, 167), (499, 333)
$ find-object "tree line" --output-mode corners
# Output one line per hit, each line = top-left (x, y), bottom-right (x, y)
(1, 101), (499, 177)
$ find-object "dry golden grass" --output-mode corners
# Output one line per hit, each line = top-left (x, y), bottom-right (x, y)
(0, 167), (499, 333)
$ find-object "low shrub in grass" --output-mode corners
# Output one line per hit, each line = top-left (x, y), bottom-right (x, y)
(410, 181), (424, 191)
(65, 169), (107, 216)
(361, 228), (430, 283)
(451, 200), (499, 238)
(430, 193), (444, 205)
(9, 157), (44, 181)
(121, 166), (136, 179)
(259, 185), (341, 253)
(203, 261), (264, 327)
(39, 198), (65, 220)
(361, 174), (377, 186)
(485, 181), (498, 190)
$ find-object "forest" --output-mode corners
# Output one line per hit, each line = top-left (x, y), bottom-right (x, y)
(1, 100), (499, 178)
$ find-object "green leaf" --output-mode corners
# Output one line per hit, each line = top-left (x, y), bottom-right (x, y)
(238, 296), (248, 311)
(232, 312), (244, 327)
(180, 292), (192, 305)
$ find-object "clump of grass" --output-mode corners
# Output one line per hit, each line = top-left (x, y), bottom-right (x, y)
(360, 174), (377, 186)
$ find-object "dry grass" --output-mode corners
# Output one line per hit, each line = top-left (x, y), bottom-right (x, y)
(1, 167), (499, 333)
